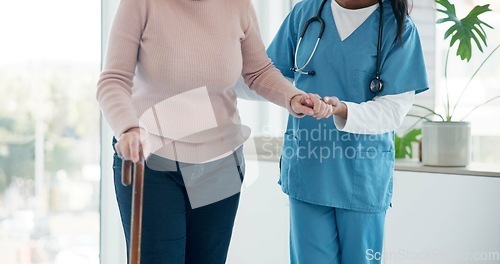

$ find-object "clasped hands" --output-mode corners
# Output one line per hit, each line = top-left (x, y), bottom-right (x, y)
(290, 93), (345, 120)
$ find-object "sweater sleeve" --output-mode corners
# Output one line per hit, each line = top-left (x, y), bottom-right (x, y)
(240, 2), (305, 117)
(96, 0), (147, 138)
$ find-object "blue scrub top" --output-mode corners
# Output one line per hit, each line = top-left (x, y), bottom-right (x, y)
(268, 0), (428, 212)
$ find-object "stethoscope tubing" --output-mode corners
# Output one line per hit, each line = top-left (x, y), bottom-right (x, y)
(293, 37), (321, 75)
(291, 0), (328, 75)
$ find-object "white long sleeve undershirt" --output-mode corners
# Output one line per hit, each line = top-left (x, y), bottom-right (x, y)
(333, 91), (415, 134)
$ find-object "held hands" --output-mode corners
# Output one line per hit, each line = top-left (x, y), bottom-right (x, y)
(291, 93), (347, 120)
(322, 95), (348, 119)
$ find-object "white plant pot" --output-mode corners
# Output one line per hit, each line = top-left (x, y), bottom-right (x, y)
(421, 121), (471, 167)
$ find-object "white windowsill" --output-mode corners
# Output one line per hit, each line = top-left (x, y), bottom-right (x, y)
(394, 160), (500, 178)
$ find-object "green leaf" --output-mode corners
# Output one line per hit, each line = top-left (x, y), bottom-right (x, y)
(435, 0), (493, 61)
(395, 128), (422, 159)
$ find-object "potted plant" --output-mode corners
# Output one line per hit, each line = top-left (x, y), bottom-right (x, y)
(397, 0), (500, 166)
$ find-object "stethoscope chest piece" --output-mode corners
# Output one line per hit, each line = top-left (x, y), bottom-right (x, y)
(369, 77), (383, 93)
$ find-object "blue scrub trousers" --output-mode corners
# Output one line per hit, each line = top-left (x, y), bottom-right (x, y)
(112, 139), (241, 264)
(289, 198), (386, 264)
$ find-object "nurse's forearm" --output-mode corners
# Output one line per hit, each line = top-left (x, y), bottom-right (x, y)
(333, 91), (415, 134)
(333, 102), (348, 119)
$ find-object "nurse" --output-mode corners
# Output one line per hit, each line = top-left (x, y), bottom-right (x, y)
(267, 0), (428, 263)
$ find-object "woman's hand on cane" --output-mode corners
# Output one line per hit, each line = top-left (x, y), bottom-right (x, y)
(115, 127), (150, 163)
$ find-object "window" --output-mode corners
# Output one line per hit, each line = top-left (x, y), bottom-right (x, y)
(434, 0), (500, 162)
(99, 1), (127, 263)
(436, 0), (500, 163)
(395, 0), (500, 163)
(0, 0), (101, 263)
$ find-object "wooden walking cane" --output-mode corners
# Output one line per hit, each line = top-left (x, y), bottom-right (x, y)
(122, 148), (145, 264)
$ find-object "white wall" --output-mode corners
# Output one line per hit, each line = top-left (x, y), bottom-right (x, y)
(228, 162), (500, 264)
(384, 171), (500, 264)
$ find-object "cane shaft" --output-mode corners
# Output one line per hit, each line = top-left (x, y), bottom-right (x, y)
(122, 160), (132, 186)
(129, 156), (144, 264)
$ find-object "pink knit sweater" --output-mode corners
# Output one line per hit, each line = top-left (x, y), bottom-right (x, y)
(97, 0), (302, 162)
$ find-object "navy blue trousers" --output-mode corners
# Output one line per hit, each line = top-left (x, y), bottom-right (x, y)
(112, 140), (242, 264)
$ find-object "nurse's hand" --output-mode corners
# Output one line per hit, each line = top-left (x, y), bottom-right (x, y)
(305, 93), (334, 120)
(115, 127), (151, 163)
(323, 96), (348, 119)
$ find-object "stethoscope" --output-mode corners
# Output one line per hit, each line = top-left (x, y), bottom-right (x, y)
(290, 0), (385, 93)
